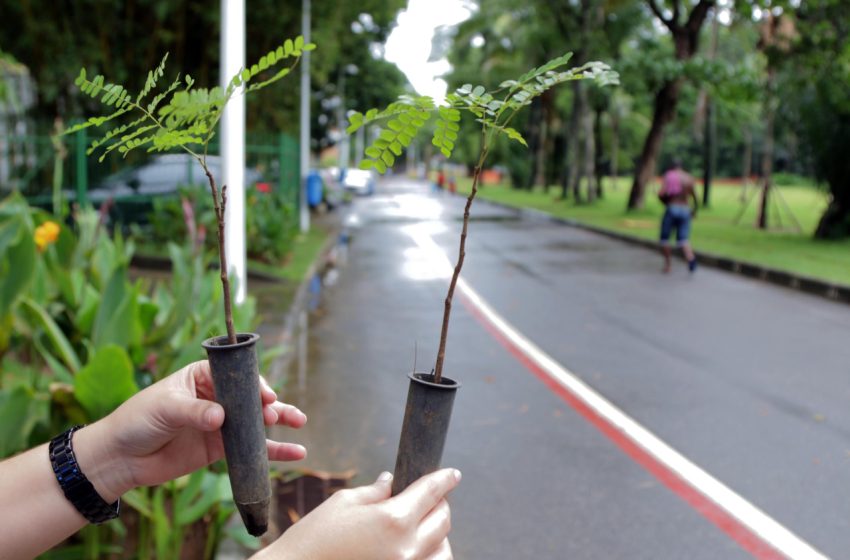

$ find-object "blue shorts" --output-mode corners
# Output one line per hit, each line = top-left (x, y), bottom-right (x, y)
(660, 204), (692, 245)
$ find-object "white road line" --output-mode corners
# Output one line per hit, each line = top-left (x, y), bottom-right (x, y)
(406, 225), (829, 560)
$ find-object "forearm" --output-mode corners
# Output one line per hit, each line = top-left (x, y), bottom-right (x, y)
(0, 423), (127, 559)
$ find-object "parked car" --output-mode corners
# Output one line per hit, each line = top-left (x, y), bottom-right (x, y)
(341, 168), (376, 196)
(86, 154), (265, 224)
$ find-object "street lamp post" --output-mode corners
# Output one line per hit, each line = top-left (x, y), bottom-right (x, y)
(299, 0), (311, 233)
(220, 0), (247, 304)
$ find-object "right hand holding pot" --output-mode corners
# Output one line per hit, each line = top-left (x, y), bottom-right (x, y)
(255, 468), (462, 560)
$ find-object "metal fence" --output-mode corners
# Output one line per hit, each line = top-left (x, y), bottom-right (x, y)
(0, 129), (300, 223)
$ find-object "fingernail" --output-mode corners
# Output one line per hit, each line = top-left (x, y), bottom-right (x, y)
(452, 469), (462, 482)
(377, 471), (393, 483)
(204, 406), (221, 427)
(297, 410), (308, 423)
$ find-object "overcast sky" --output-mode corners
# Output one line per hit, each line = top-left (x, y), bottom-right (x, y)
(384, 0), (473, 103)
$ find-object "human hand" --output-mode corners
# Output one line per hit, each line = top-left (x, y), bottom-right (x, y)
(255, 469), (461, 560)
(74, 360), (307, 502)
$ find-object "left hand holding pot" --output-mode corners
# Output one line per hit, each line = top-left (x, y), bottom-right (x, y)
(75, 360), (307, 503)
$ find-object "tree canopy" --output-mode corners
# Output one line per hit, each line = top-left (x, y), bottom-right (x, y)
(0, 0), (407, 143)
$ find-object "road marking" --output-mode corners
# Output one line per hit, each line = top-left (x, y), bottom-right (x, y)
(405, 226), (828, 560)
(457, 280), (829, 560)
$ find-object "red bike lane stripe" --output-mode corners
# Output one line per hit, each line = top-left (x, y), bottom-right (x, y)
(403, 223), (825, 560)
(459, 291), (790, 560)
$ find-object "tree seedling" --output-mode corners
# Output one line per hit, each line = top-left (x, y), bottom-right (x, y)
(66, 36), (316, 537)
(347, 53), (618, 382)
(65, 36), (315, 342)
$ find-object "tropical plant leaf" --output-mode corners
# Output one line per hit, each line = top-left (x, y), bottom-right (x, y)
(0, 385), (49, 457)
(0, 221), (35, 317)
(74, 344), (137, 420)
(19, 298), (81, 373)
(91, 266), (142, 350)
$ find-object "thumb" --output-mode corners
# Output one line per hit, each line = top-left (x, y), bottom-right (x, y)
(161, 393), (224, 432)
(345, 471), (394, 505)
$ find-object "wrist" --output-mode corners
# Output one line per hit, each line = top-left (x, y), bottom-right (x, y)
(72, 422), (132, 503)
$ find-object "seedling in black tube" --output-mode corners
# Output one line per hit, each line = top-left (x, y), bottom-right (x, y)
(67, 36), (316, 536)
(348, 54), (618, 490)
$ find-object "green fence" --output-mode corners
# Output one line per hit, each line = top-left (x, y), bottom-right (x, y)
(0, 130), (300, 224)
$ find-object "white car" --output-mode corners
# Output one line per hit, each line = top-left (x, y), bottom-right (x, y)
(342, 169), (376, 196)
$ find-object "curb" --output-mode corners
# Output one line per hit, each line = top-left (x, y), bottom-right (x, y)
(278, 223), (343, 340)
(475, 198), (850, 306)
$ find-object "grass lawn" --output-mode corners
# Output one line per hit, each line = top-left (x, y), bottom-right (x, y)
(457, 177), (850, 286)
(247, 225), (329, 282)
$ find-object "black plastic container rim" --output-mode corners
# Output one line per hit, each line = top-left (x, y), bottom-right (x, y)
(408, 372), (461, 390)
(202, 332), (260, 351)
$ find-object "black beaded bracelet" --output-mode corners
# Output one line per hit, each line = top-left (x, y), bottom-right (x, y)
(49, 425), (120, 524)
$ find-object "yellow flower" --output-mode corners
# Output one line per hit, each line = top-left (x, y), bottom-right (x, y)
(34, 221), (60, 252)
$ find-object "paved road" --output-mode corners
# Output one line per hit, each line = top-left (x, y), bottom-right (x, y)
(275, 177), (850, 559)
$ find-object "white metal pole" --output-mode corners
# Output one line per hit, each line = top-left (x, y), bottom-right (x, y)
(220, 0), (247, 304)
(299, 0), (311, 233)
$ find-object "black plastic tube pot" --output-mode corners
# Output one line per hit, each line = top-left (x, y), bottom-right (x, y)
(391, 372), (460, 496)
(202, 332), (270, 536)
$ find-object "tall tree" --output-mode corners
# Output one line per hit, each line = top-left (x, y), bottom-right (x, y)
(0, 0), (406, 140)
(785, 0), (850, 238)
(626, 0), (714, 210)
(754, 12), (795, 229)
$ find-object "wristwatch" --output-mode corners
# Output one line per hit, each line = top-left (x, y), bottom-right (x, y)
(49, 425), (120, 524)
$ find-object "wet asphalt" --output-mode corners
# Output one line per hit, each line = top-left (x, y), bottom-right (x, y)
(273, 177), (850, 559)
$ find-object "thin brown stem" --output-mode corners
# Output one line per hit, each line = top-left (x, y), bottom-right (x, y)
(205, 167), (237, 344)
(433, 135), (490, 383)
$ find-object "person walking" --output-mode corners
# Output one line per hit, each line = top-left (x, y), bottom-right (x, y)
(658, 159), (699, 273)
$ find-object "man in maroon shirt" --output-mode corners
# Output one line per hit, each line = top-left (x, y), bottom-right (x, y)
(658, 159), (699, 273)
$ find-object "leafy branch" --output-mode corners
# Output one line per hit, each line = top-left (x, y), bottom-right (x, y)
(66, 37), (315, 343)
(348, 53), (618, 383)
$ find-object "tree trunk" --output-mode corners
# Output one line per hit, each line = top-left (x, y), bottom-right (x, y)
(525, 98), (542, 190)
(580, 83), (595, 202)
(610, 112), (620, 189)
(702, 99), (715, 207)
(535, 115), (549, 190)
(559, 125), (572, 199)
(627, 78), (684, 209)
(757, 68), (776, 229)
(567, 82), (585, 202)
(627, 0), (714, 210)
(594, 108), (604, 199)
(701, 10), (720, 208)
(741, 127), (752, 202)
(815, 197), (850, 239)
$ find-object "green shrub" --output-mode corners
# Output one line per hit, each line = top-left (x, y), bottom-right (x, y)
(772, 172), (818, 188)
(148, 184), (297, 263)
(0, 193), (263, 555)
